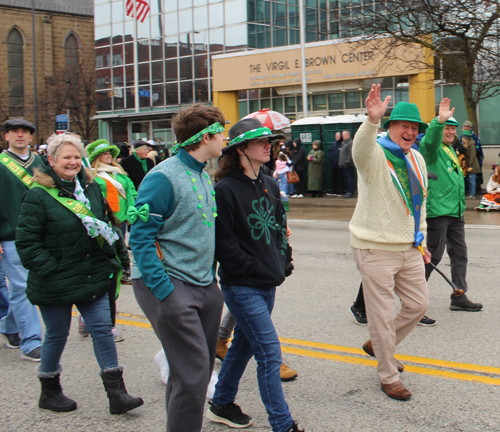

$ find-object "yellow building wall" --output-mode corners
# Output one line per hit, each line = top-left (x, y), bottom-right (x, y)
(409, 46), (435, 124)
(213, 91), (239, 129)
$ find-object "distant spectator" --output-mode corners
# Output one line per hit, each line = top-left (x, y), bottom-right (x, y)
(307, 140), (324, 197)
(273, 151), (292, 211)
(462, 130), (481, 199)
(339, 130), (355, 198)
(290, 138), (306, 198)
(461, 120), (484, 193)
(326, 131), (345, 196)
(120, 140), (154, 190)
(475, 165), (500, 211)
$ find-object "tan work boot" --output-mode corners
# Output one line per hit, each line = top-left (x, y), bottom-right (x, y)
(280, 363), (298, 382)
(216, 338), (229, 361)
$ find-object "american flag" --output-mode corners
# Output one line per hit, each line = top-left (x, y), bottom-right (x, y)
(126, 0), (150, 23)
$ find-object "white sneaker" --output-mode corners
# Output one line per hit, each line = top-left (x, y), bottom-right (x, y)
(297, 194), (304, 198)
(111, 328), (125, 342)
(155, 349), (170, 385)
(206, 370), (218, 399)
(290, 194), (298, 198)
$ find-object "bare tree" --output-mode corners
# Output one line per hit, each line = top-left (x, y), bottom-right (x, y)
(40, 52), (98, 141)
(344, 0), (500, 129)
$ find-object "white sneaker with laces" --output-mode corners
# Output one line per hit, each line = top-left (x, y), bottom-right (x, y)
(155, 349), (170, 385)
(297, 194), (304, 198)
(206, 370), (218, 399)
(291, 194), (298, 198)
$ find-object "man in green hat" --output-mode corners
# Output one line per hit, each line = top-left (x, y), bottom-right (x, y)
(419, 98), (482, 313)
(350, 85), (431, 401)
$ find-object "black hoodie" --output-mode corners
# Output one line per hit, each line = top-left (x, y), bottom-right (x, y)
(215, 169), (287, 289)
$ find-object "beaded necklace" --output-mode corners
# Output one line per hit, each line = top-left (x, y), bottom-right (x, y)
(186, 169), (217, 227)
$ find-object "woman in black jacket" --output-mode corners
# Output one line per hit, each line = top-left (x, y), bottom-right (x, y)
(290, 138), (306, 198)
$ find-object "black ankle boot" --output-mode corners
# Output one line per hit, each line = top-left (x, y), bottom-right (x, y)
(286, 420), (304, 432)
(38, 373), (77, 412)
(100, 367), (143, 414)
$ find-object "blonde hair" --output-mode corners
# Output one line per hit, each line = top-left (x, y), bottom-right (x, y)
(91, 155), (127, 175)
(46, 132), (85, 161)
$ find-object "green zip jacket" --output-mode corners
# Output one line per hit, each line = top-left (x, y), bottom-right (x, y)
(0, 150), (41, 241)
(419, 118), (466, 219)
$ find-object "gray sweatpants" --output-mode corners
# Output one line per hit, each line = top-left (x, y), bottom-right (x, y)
(133, 276), (224, 432)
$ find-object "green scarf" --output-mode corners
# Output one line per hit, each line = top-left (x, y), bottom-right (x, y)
(380, 147), (414, 214)
(134, 152), (148, 173)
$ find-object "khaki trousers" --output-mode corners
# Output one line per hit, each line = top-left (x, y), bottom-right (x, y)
(352, 247), (429, 384)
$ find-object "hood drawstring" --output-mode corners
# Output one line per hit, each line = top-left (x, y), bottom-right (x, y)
(242, 152), (282, 214)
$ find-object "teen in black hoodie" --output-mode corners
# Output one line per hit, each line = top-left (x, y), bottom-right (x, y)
(207, 118), (303, 432)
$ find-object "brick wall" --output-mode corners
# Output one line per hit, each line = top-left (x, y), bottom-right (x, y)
(0, 6), (95, 145)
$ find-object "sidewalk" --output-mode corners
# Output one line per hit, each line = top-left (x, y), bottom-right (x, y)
(287, 194), (500, 225)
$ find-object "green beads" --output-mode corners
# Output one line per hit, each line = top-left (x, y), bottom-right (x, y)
(185, 168), (218, 227)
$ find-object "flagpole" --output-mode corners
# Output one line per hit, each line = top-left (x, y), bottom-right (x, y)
(133, 0), (139, 113)
(299, 0), (308, 118)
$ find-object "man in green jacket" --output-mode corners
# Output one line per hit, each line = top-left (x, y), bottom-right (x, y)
(0, 119), (43, 360)
(419, 98), (482, 314)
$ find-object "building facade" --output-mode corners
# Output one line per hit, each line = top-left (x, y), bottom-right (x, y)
(0, 0), (95, 144)
(94, 0), (500, 167)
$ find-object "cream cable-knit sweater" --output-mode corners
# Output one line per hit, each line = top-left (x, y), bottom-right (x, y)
(349, 120), (427, 251)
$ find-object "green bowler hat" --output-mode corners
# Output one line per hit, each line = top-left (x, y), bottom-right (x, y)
(86, 139), (120, 163)
(383, 101), (428, 133)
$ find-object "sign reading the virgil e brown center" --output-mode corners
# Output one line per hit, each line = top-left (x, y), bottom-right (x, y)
(212, 39), (425, 92)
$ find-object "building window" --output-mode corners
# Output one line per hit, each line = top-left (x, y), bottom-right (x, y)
(65, 34), (79, 69)
(8, 28), (24, 116)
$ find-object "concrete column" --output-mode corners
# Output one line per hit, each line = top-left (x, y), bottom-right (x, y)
(409, 46), (435, 124)
(213, 91), (239, 128)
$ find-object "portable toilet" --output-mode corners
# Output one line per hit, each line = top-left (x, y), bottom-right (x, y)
(321, 115), (367, 192)
(290, 117), (326, 192)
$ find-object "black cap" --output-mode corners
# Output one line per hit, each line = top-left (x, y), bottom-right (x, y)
(133, 140), (152, 149)
(4, 118), (36, 134)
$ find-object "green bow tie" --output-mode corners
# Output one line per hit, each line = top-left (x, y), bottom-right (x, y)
(127, 203), (150, 224)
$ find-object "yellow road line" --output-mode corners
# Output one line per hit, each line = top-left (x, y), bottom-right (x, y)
(281, 346), (500, 387)
(279, 337), (500, 376)
(74, 310), (500, 385)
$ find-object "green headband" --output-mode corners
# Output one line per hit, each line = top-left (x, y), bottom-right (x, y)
(172, 122), (224, 155)
(230, 127), (272, 145)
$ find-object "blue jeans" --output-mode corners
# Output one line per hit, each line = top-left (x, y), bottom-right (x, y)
(38, 293), (118, 373)
(277, 174), (289, 202)
(0, 264), (9, 319)
(467, 173), (476, 196)
(342, 166), (355, 194)
(0, 241), (42, 354)
(212, 286), (294, 432)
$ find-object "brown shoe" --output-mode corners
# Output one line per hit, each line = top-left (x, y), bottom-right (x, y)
(381, 381), (412, 400)
(280, 363), (298, 382)
(216, 338), (229, 361)
(362, 339), (404, 373)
